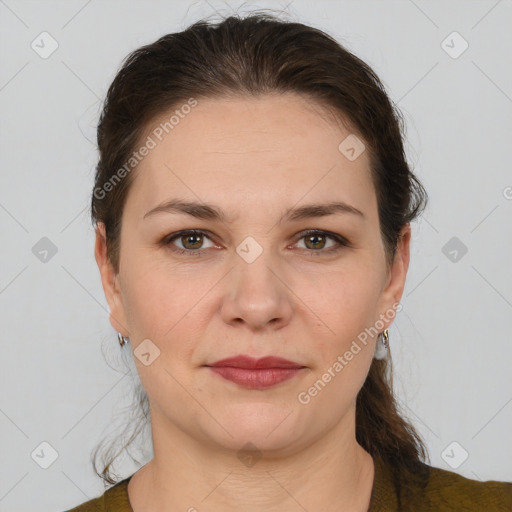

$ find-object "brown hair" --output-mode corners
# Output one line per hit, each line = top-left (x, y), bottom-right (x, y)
(90, 10), (430, 505)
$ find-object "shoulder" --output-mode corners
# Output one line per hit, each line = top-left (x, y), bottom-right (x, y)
(63, 477), (132, 512)
(403, 463), (512, 511)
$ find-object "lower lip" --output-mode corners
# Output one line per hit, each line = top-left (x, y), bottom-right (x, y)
(207, 366), (304, 389)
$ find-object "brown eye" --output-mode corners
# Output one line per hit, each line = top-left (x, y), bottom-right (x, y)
(163, 229), (349, 258)
(163, 230), (215, 255)
(180, 232), (204, 250)
(295, 230), (349, 254)
(303, 233), (327, 250)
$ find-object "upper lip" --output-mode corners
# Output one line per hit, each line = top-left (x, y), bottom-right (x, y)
(206, 355), (305, 369)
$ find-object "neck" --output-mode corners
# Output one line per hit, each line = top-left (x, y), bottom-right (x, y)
(127, 405), (375, 512)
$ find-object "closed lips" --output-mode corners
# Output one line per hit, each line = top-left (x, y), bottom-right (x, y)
(206, 355), (305, 369)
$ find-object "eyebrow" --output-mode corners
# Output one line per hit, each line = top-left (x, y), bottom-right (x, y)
(143, 199), (365, 223)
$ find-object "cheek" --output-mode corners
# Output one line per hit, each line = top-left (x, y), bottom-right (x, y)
(120, 263), (204, 392)
(307, 262), (383, 339)
(123, 274), (170, 334)
(298, 267), (379, 411)
(120, 254), (217, 348)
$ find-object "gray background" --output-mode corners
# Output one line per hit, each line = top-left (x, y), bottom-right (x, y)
(1, 0), (511, 510)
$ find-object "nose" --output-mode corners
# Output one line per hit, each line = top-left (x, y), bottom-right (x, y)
(220, 250), (293, 332)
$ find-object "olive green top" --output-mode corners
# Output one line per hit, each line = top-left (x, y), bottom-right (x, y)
(64, 457), (512, 511)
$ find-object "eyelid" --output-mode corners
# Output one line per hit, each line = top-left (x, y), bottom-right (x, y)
(293, 229), (352, 248)
(163, 229), (218, 250)
(162, 228), (351, 255)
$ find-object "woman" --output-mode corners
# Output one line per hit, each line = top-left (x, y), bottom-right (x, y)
(65, 12), (512, 512)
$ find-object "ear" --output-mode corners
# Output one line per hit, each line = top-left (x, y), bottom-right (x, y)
(376, 223), (411, 328)
(94, 222), (130, 335)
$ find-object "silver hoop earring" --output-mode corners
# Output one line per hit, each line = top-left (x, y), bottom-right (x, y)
(374, 328), (389, 360)
(118, 332), (129, 347)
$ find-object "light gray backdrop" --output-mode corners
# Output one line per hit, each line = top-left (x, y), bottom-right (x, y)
(1, 1), (511, 511)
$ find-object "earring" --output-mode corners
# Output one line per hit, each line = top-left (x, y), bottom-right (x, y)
(374, 328), (389, 360)
(118, 332), (129, 347)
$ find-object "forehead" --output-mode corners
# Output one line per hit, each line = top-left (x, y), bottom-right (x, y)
(145, 92), (360, 159)
(127, 93), (376, 219)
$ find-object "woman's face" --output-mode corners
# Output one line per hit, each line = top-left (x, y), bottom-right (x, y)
(95, 93), (410, 455)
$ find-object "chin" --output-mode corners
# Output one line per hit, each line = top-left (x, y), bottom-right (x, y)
(203, 404), (307, 454)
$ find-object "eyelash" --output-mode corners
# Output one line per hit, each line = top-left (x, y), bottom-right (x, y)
(161, 229), (351, 257)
